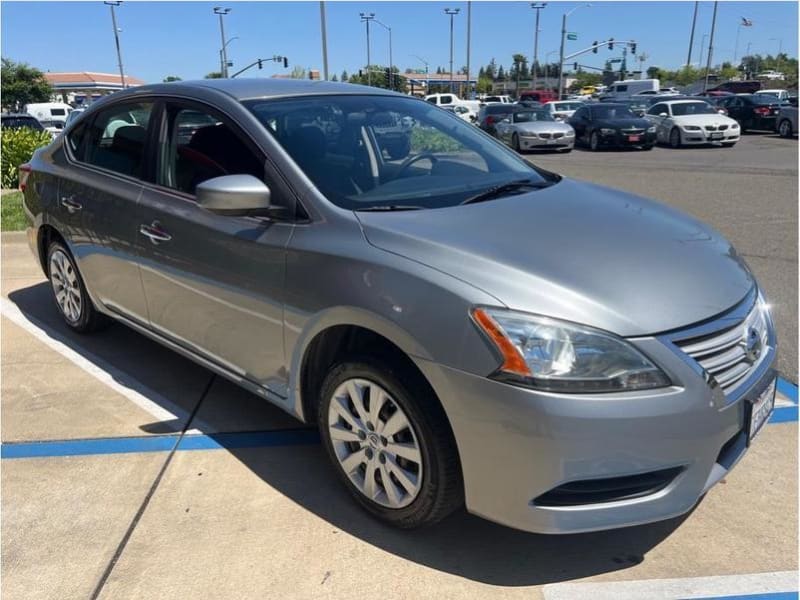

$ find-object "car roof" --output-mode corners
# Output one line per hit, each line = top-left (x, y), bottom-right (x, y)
(111, 78), (399, 103)
(1, 113), (38, 118)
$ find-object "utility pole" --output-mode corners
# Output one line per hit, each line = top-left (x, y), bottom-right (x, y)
(703, 0), (718, 92)
(374, 17), (392, 90)
(360, 13), (375, 86)
(686, 1), (698, 67)
(444, 8), (460, 95)
(530, 3), (546, 90)
(558, 4), (590, 100)
(320, 1), (329, 80)
(104, 1), (126, 88)
(466, 1), (472, 99)
(637, 52), (648, 79)
(698, 33), (708, 68)
(214, 7), (232, 78)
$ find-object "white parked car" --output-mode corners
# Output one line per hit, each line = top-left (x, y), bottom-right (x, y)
(543, 100), (584, 120)
(443, 104), (477, 123)
(634, 87), (680, 97)
(424, 93), (481, 113)
(482, 94), (513, 104)
(758, 70), (785, 81)
(755, 89), (791, 102)
(645, 99), (740, 148)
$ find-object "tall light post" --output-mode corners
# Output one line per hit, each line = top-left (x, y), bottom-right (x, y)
(444, 8), (460, 94)
(544, 49), (558, 90)
(360, 13), (375, 86)
(530, 3), (546, 90)
(698, 33), (709, 67)
(686, 0), (698, 67)
(558, 3), (590, 100)
(104, 1), (126, 88)
(466, 1), (472, 99)
(218, 36), (239, 78)
(702, 0), (718, 93)
(412, 54), (430, 94)
(213, 7), (232, 78)
(373, 17), (393, 90)
(320, 1), (329, 80)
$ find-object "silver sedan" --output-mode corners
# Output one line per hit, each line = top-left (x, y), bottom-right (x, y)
(495, 108), (575, 153)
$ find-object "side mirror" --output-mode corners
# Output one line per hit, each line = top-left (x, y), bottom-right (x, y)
(659, 112), (668, 118)
(501, 118), (511, 123)
(197, 174), (272, 217)
(718, 109), (726, 115)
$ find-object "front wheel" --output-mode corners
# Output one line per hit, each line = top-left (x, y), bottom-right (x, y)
(512, 133), (521, 153)
(46, 241), (107, 333)
(669, 128), (682, 149)
(779, 119), (793, 138)
(590, 131), (601, 151)
(318, 357), (462, 529)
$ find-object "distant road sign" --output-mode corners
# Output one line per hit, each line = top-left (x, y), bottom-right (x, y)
(567, 32), (578, 40)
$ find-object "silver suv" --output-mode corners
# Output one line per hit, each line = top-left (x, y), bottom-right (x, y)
(20, 79), (777, 534)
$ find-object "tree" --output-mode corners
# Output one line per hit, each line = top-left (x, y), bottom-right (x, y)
(436, 66), (442, 74)
(1, 59), (52, 111)
(485, 58), (497, 80)
(646, 66), (662, 79)
(162, 75), (182, 82)
(476, 76), (493, 94)
(341, 69), (349, 81)
(290, 65), (307, 79)
(496, 65), (506, 81)
(331, 73), (339, 81)
(204, 71), (223, 79)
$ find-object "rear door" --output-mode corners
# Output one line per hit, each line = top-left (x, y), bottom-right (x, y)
(136, 99), (294, 392)
(57, 99), (155, 324)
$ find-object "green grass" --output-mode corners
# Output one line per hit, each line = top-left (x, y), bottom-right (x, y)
(1, 191), (26, 231)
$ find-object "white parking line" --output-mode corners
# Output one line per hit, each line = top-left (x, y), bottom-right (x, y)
(542, 570), (798, 600)
(1, 297), (207, 432)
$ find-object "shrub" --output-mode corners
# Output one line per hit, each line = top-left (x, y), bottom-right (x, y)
(0, 127), (52, 189)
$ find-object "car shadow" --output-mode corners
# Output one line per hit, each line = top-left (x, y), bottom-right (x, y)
(6, 281), (692, 586)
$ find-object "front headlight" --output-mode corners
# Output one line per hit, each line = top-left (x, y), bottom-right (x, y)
(565, 129), (575, 136)
(519, 132), (538, 138)
(599, 128), (616, 135)
(472, 308), (671, 393)
(647, 126), (656, 133)
(731, 123), (739, 129)
(683, 125), (702, 131)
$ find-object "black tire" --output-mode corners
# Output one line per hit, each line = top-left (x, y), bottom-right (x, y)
(779, 119), (793, 138)
(318, 356), (463, 529)
(512, 133), (521, 153)
(590, 131), (601, 151)
(642, 144), (654, 151)
(669, 128), (681, 149)
(46, 241), (107, 333)
(738, 121), (747, 134)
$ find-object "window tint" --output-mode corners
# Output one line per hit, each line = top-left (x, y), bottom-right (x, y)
(671, 102), (716, 116)
(160, 105), (264, 195)
(78, 101), (153, 178)
(50, 108), (67, 116)
(648, 103), (668, 115)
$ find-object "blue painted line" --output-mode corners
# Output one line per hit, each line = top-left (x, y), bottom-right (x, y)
(777, 377), (798, 404)
(0, 429), (319, 460)
(770, 405), (798, 424)
(690, 592), (798, 600)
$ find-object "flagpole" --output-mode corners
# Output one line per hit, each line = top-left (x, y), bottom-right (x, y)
(734, 23), (742, 63)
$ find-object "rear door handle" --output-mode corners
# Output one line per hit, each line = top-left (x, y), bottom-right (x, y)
(60, 196), (82, 213)
(139, 222), (172, 245)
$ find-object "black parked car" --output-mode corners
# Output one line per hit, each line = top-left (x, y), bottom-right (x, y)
(1, 113), (45, 132)
(717, 94), (783, 132)
(477, 104), (518, 137)
(568, 103), (656, 150)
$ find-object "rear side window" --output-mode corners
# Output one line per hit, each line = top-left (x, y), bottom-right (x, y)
(73, 102), (153, 179)
(50, 108), (67, 116)
(2, 116), (44, 130)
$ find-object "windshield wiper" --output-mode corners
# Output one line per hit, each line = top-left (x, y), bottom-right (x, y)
(355, 205), (426, 212)
(459, 179), (552, 205)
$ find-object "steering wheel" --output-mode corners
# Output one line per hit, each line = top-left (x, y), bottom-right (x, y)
(395, 152), (439, 179)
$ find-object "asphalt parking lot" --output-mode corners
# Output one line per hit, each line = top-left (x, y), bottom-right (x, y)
(1, 132), (798, 599)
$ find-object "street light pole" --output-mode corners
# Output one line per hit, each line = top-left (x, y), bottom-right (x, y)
(360, 13), (375, 86)
(104, 1), (126, 89)
(686, 1), (698, 67)
(702, 0), (718, 93)
(466, 1), (472, 99)
(769, 38), (783, 73)
(214, 7), (232, 78)
(530, 3), (546, 90)
(558, 3), (590, 100)
(444, 8), (460, 95)
(373, 18), (392, 90)
(545, 50), (558, 90)
(698, 33), (708, 68)
(320, 1), (329, 80)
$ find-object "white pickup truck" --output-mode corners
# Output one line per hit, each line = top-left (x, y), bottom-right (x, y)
(424, 93), (481, 114)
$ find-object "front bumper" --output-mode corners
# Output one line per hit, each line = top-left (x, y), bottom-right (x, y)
(415, 315), (776, 534)
(599, 130), (656, 148)
(680, 128), (740, 145)
(519, 135), (575, 150)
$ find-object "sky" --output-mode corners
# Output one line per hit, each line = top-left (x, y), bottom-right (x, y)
(1, 1), (797, 84)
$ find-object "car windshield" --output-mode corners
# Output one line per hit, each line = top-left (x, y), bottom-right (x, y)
(591, 105), (637, 119)
(554, 102), (582, 111)
(245, 95), (550, 211)
(750, 95), (779, 105)
(514, 110), (554, 122)
(671, 102), (717, 116)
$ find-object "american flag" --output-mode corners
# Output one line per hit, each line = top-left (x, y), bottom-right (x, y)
(741, 17), (753, 26)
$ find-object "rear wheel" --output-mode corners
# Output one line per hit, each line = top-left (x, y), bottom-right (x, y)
(512, 133), (521, 153)
(779, 119), (793, 138)
(669, 128), (681, 149)
(589, 131), (601, 151)
(318, 357), (462, 528)
(46, 241), (106, 333)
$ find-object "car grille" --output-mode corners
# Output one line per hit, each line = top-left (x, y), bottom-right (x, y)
(539, 132), (552, 139)
(552, 132), (565, 139)
(621, 128), (645, 135)
(671, 299), (769, 396)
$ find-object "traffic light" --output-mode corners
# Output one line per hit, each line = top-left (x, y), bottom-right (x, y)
(257, 59), (263, 70)
(592, 41), (598, 54)
(608, 38), (614, 51)
(283, 56), (289, 68)
(630, 42), (637, 54)
(385, 67), (392, 88)
(574, 62), (579, 71)
(359, 69), (364, 78)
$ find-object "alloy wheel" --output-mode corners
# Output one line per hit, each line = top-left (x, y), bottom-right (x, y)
(779, 120), (792, 138)
(327, 378), (423, 509)
(49, 249), (82, 323)
(670, 128), (681, 148)
(590, 132), (599, 151)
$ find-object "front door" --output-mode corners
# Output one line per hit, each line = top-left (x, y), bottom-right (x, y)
(136, 100), (294, 392)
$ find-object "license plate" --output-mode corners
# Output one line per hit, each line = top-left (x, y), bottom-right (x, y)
(747, 378), (776, 443)
(710, 132), (724, 140)
(547, 138), (556, 144)
(628, 135), (640, 142)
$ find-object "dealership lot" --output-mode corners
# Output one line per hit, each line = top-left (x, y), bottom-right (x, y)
(1, 133), (798, 599)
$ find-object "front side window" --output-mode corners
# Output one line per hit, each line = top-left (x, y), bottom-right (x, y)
(77, 101), (153, 179)
(671, 102), (716, 116)
(158, 104), (264, 196)
(245, 95), (548, 211)
(648, 103), (668, 116)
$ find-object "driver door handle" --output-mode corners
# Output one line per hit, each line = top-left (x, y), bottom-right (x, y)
(60, 196), (82, 213)
(139, 222), (172, 245)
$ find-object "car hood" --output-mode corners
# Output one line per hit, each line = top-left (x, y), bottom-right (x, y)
(356, 178), (753, 336)
(673, 114), (737, 126)
(514, 121), (573, 133)
(593, 117), (651, 129)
